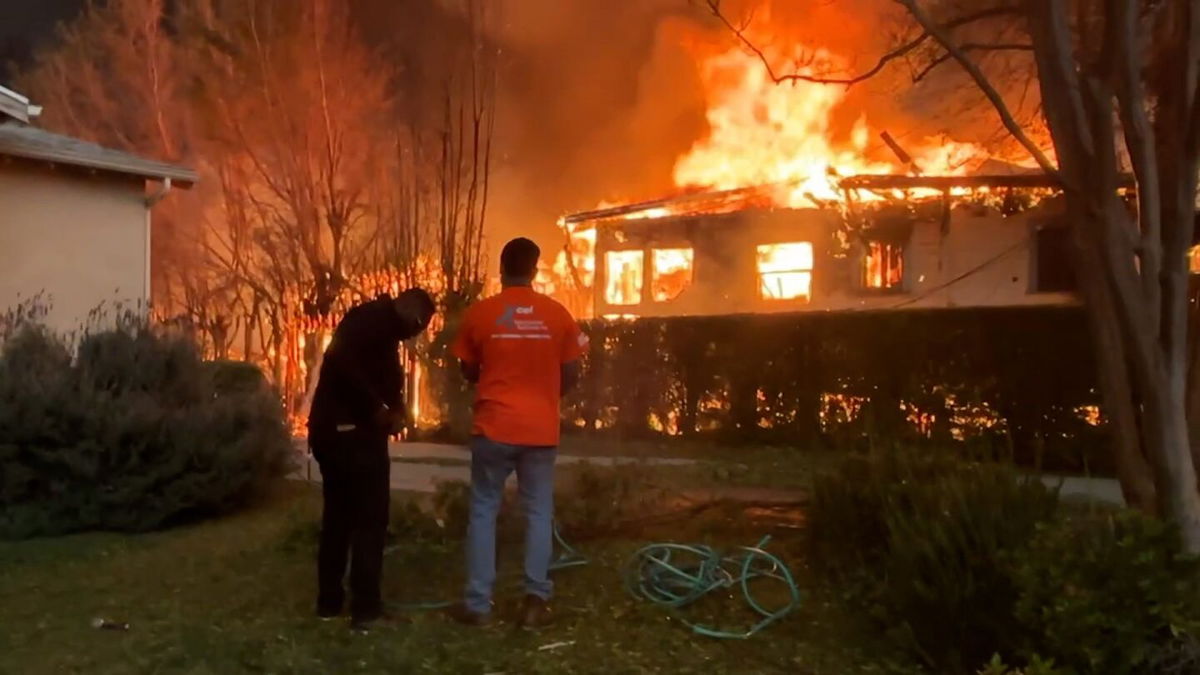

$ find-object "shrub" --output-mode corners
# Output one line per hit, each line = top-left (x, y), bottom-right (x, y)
(554, 461), (667, 537)
(0, 321), (293, 538)
(976, 655), (1064, 675)
(880, 462), (1059, 672)
(808, 449), (1059, 672)
(807, 447), (983, 575)
(1013, 511), (1200, 674)
(206, 359), (270, 395)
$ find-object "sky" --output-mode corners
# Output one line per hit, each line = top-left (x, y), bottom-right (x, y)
(0, 0), (83, 72)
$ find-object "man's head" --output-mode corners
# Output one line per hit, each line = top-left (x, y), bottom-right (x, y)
(393, 288), (436, 337)
(500, 237), (540, 287)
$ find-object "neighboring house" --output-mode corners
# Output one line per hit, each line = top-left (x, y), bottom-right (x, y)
(0, 85), (196, 334)
(562, 174), (1087, 319)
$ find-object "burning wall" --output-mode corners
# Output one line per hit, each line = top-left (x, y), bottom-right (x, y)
(582, 193), (1076, 320)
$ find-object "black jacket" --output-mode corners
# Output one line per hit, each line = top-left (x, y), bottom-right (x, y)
(307, 296), (423, 435)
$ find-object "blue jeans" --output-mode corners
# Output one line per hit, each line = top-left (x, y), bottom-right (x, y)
(464, 436), (556, 615)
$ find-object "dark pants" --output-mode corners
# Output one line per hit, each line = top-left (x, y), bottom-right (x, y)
(311, 428), (390, 620)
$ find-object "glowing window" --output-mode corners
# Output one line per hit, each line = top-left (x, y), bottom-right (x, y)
(757, 242), (813, 301)
(605, 250), (644, 305)
(651, 248), (694, 302)
(1189, 245), (1200, 275)
(862, 242), (904, 290)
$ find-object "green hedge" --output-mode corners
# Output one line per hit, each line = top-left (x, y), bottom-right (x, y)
(568, 307), (1107, 473)
(809, 450), (1200, 674)
(0, 322), (293, 538)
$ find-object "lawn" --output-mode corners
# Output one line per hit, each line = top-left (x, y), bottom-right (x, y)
(0, 479), (917, 674)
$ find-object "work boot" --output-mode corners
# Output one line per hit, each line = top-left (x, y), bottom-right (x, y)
(518, 595), (553, 630)
(447, 603), (493, 628)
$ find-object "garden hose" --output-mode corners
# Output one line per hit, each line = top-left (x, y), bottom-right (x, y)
(391, 525), (800, 639)
(622, 535), (802, 639)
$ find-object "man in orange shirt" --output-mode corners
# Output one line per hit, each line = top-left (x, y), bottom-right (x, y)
(449, 237), (588, 628)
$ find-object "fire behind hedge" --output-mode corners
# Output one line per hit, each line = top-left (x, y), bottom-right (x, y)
(0, 321), (294, 539)
(565, 306), (1106, 474)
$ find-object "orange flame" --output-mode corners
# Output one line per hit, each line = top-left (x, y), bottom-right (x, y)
(674, 40), (983, 204)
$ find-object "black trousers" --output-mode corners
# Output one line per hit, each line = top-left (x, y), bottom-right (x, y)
(312, 428), (390, 619)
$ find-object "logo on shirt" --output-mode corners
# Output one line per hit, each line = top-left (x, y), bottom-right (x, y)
(494, 305), (549, 338)
(495, 305), (519, 330)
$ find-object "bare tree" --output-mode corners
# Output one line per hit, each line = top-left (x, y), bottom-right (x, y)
(704, 0), (1200, 549)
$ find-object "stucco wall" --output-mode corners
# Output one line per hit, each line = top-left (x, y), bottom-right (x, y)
(0, 161), (148, 335)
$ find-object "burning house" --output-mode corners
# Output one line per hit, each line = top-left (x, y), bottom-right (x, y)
(561, 173), (1078, 320)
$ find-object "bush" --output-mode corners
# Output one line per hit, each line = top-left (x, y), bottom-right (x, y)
(976, 655), (1064, 675)
(808, 448), (997, 574)
(0, 320), (293, 538)
(808, 449), (1059, 672)
(880, 462), (1059, 672)
(1013, 511), (1200, 674)
(554, 461), (668, 537)
(206, 359), (270, 395)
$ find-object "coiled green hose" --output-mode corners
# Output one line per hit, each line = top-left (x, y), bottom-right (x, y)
(622, 535), (801, 639)
(394, 526), (801, 640)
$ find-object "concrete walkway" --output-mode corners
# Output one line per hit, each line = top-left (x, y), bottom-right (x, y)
(292, 441), (699, 493)
(292, 440), (1127, 505)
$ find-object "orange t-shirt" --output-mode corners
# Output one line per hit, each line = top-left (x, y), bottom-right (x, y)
(451, 286), (588, 447)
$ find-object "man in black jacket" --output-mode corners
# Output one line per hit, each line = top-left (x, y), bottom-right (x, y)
(307, 288), (435, 630)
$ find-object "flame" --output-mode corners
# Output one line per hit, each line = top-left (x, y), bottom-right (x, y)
(545, 25), (1004, 315)
(605, 250), (645, 305)
(757, 242), (813, 301)
(674, 39), (984, 204)
(864, 242), (904, 290)
(651, 248), (694, 302)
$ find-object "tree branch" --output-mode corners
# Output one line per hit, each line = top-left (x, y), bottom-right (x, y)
(911, 42), (1034, 83)
(897, 0), (1059, 176)
(701, 0), (1019, 87)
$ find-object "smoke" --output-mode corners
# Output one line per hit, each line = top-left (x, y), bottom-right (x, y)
(485, 0), (714, 258)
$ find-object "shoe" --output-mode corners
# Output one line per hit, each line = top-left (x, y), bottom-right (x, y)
(518, 595), (553, 630)
(446, 603), (493, 628)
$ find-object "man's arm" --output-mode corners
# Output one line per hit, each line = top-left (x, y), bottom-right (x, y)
(560, 360), (580, 396)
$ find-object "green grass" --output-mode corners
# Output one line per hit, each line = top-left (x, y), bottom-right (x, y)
(0, 482), (917, 675)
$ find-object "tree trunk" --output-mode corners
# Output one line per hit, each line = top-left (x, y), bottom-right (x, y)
(1071, 210), (1158, 513)
(1143, 373), (1200, 550)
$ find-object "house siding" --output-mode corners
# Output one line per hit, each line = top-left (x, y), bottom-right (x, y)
(0, 160), (148, 335)
(593, 202), (1078, 318)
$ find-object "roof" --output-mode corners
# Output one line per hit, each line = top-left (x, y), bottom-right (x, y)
(0, 122), (197, 186)
(0, 85), (40, 123)
(563, 169), (1138, 225)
